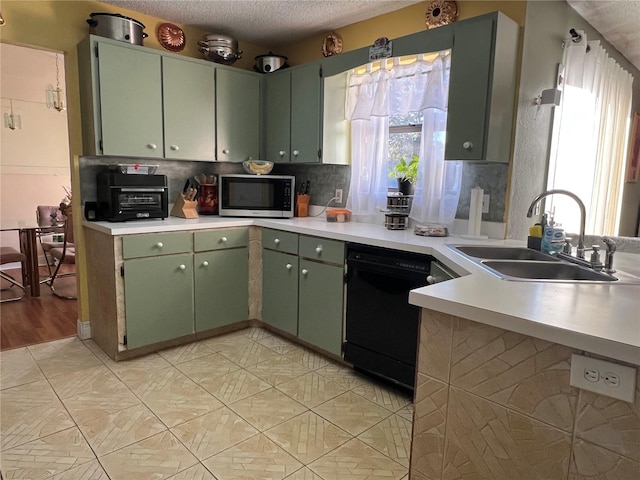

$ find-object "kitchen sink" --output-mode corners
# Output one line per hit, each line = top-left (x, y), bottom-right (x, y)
(453, 245), (559, 261)
(448, 244), (640, 284)
(481, 260), (618, 282)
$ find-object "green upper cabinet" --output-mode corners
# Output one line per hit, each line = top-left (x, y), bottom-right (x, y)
(96, 41), (164, 158)
(446, 13), (519, 162)
(290, 64), (322, 164)
(78, 36), (217, 161)
(216, 68), (261, 162)
(264, 71), (292, 162)
(163, 57), (216, 161)
(263, 63), (322, 164)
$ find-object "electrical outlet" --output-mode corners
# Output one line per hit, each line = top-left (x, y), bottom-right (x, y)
(482, 194), (490, 214)
(570, 354), (637, 403)
(335, 189), (343, 204)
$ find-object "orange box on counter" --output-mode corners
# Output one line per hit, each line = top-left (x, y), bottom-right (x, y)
(326, 208), (351, 223)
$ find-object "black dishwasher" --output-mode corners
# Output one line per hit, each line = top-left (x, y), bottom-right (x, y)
(344, 243), (455, 390)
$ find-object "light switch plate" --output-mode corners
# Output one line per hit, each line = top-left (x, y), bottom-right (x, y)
(570, 354), (637, 403)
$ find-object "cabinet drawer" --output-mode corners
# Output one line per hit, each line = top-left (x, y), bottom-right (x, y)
(123, 232), (192, 259)
(194, 228), (248, 251)
(262, 229), (298, 254)
(299, 235), (344, 264)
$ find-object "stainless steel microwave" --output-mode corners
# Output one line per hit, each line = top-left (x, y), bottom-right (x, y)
(219, 174), (295, 218)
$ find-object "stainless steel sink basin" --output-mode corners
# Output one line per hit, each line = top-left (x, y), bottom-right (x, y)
(447, 244), (640, 283)
(454, 245), (559, 261)
(481, 260), (618, 282)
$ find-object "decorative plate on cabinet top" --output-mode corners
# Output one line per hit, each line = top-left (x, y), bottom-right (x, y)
(157, 22), (186, 52)
(322, 32), (343, 57)
(425, 0), (459, 29)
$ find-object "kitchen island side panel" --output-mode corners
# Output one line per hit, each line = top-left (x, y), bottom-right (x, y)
(84, 227), (121, 360)
(410, 309), (640, 479)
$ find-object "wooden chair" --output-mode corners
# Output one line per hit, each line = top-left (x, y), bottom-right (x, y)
(47, 208), (76, 299)
(0, 246), (27, 302)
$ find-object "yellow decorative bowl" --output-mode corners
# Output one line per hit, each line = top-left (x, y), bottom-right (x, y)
(242, 160), (274, 175)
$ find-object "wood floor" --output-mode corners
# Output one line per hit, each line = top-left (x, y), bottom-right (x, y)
(0, 265), (77, 350)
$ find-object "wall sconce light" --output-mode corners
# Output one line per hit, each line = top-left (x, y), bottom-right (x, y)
(46, 54), (65, 112)
(4, 99), (22, 130)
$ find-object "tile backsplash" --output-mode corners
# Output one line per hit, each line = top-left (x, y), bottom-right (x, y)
(79, 157), (507, 222)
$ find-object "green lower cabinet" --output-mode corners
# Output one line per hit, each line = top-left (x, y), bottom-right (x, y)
(124, 253), (194, 349)
(297, 258), (344, 356)
(262, 249), (299, 335)
(194, 248), (248, 331)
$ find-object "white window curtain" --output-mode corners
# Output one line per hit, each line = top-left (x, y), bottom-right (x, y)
(547, 37), (633, 235)
(345, 52), (462, 225)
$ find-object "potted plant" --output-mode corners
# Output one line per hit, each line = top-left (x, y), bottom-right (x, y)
(389, 154), (419, 195)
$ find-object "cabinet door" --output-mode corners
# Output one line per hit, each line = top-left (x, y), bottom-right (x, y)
(298, 259), (344, 356)
(291, 64), (322, 163)
(445, 17), (493, 161)
(216, 68), (260, 161)
(163, 57), (215, 161)
(97, 42), (163, 158)
(195, 248), (248, 331)
(124, 254), (194, 349)
(264, 71), (291, 163)
(262, 249), (298, 335)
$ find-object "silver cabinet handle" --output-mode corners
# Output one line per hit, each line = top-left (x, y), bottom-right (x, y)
(315, 245), (322, 253)
(170, 145), (179, 151)
(278, 150), (285, 156)
(222, 149), (229, 154)
(301, 268), (308, 275)
(202, 261), (209, 267)
(179, 264), (186, 270)
(221, 237), (228, 243)
(147, 143), (157, 150)
(274, 238), (280, 245)
(286, 263), (293, 270)
(293, 150), (300, 156)
(156, 242), (163, 248)
(462, 141), (473, 150)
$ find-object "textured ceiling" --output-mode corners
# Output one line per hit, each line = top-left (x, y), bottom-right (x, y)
(566, 0), (640, 71)
(102, 0), (423, 48)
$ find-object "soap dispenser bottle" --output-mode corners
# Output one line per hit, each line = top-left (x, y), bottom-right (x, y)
(541, 217), (565, 255)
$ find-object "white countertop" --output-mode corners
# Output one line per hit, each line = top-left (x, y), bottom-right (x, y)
(83, 216), (640, 365)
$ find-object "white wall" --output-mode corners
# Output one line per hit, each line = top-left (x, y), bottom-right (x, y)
(1, 43), (71, 260)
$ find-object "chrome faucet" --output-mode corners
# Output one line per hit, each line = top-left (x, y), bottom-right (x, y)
(526, 189), (587, 259)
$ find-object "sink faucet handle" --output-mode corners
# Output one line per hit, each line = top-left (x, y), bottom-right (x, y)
(563, 238), (572, 254)
(590, 245), (603, 269)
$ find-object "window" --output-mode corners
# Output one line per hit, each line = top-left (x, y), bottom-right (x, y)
(546, 38), (633, 235)
(345, 51), (462, 225)
(388, 114), (422, 190)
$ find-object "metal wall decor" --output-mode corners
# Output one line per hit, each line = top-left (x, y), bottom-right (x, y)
(322, 32), (343, 57)
(425, 1), (459, 29)
(157, 22), (186, 52)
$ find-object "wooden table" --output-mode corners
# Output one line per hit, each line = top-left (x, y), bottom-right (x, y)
(1, 220), (44, 297)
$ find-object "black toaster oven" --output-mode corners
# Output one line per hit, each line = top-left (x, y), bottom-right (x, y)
(97, 173), (168, 222)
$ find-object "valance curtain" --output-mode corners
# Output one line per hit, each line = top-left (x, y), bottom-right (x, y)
(345, 52), (462, 225)
(547, 37), (633, 235)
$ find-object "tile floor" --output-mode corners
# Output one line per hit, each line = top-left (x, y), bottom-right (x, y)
(0, 327), (413, 480)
